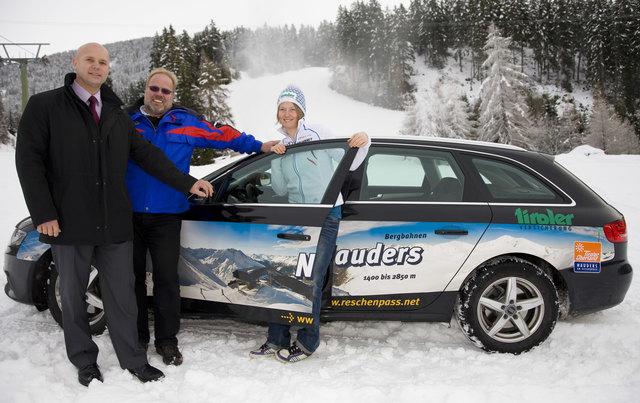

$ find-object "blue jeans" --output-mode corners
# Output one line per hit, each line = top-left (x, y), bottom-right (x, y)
(267, 206), (342, 354)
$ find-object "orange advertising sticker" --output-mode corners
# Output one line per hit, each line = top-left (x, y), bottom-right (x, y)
(574, 241), (601, 273)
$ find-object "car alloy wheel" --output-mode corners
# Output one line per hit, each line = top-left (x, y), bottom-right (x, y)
(456, 258), (559, 354)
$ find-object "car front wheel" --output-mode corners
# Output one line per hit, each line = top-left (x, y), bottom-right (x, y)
(45, 254), (107, 335)
(455, 258), (559, 354)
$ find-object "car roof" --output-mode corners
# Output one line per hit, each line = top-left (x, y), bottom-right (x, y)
(363, 136), (556, 171)
(371, 135), (525, 150)
(367, 135), (527, 152)
(215, 135), (537, 174)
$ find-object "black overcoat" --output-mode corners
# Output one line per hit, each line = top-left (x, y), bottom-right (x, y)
(16, 73), (196, 245)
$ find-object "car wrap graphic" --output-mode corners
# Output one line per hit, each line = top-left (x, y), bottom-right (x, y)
(574, 241), (602, 273)
(450, 222), (613, 291)
(514, 207), (574, 226)
(16, 216), (614, 323)
(178, 220), (487, 322)
(174, 218), (614, 317)
(179, 220), (322, 326)
(335, 218), (614, 296)
(17, 231), (50, 261)
(333, 221), (488, 297)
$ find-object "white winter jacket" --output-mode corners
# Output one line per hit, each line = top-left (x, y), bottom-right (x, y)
(270, 118), (370, 205)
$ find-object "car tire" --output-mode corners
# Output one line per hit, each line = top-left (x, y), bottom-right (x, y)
(45, 254), (107, 335)
(455, 258), (559, 354)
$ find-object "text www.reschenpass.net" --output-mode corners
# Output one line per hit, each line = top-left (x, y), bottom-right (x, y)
(331, 297), (421, 308)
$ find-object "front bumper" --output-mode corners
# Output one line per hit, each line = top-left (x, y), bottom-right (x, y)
(4, 253), (42, 306)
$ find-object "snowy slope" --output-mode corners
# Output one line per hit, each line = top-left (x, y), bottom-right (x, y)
(0, 68), (638, 403)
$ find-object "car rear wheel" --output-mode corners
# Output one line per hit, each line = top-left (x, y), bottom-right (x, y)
(455, 258), (559, 354)
(45, 254), (106, 335)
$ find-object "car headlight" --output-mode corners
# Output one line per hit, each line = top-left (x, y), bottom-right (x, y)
(6, 227), (28, 255)
(9, 227), (28, 247)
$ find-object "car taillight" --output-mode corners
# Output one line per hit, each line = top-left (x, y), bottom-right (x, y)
(603, 219), (627, 243)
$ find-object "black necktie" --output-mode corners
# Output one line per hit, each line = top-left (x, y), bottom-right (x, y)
(88, 96), (100, 126)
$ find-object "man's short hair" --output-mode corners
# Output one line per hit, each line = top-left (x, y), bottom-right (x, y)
(147, 67), (178, 90)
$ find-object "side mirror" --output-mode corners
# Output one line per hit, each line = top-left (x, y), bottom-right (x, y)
(191, 194), (215, 205)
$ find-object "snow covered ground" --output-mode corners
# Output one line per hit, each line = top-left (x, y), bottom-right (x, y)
(1, 68), (639, 403)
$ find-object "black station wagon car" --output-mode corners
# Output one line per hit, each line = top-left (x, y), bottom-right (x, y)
(4, 136), (633, 354)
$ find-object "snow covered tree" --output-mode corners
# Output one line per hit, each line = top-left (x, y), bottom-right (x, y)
(587, 94), (640, 154)
(609, 0), (640, 134)
(121, 78), (146, 105)
(299, 24), (326, 67)
(421, 0), (450, 69)
(223, 27), (252, 75)
(529, 0), (555, 81)
(224, 24), (311, 77)
(7, 109), (20, 137)
(557, 102), (589, 152)
(497, 0), (530, 72)
(449, 0), (470, 72)
(0, 90), (11, 146)
(528, 93), (583, 154)
(193, 21), (231, 84)
(386, 3), (415, 108)
(315, 21), (336, 67)
(195, 54), (234, 125)
(407, 0), (426, 56)
(477, 25), (531, 148)
(150, 26), (182, 73)
(190, 53), (235, 166)
(149, 26), (199, 110)
(332, 0), (386, 105)
(402, 78), (474, 139)
(332, 0), (414, 109)
(467, 0), (493, 80)
(174, 31), (199, 110)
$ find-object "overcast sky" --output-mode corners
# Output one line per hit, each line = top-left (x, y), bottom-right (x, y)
(1, 0), (409, 57)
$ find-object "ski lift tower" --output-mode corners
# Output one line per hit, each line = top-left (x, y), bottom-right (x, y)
(0, 43), (50, 111)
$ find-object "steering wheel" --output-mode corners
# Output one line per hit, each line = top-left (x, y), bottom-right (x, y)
(226, 188), (249, 203)
(245, 183), (262, 202)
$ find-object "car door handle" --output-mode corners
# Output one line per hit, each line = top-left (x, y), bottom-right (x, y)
(277, 233), (311, 241)
(435, 229), (469, 236)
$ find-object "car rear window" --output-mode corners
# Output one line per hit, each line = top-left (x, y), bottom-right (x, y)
(471, 157), (561, 202)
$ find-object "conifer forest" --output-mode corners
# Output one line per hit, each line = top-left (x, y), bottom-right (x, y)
(1, 0), (639, 158)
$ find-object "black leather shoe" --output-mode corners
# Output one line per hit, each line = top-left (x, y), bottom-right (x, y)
(78, 363), (103, 387)
(128, 363), (165, 383)
(156, 344), (183, 366)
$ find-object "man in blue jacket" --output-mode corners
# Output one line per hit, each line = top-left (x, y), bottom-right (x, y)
(125, 68), (278, 366)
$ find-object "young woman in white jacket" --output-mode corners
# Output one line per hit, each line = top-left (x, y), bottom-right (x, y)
(250, 84), (370, 363)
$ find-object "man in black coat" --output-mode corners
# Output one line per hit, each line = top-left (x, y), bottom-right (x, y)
(15, 42), (213, 386)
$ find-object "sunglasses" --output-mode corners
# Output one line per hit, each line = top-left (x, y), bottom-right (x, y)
(148, 85), (172, 95)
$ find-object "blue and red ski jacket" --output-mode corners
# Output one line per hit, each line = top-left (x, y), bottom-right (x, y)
(125, 101), (263, 214)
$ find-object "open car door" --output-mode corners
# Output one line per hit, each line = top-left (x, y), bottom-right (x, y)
(180, 140), (357, 327)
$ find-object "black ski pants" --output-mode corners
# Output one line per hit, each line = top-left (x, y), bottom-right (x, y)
(133, 212), (182, 348)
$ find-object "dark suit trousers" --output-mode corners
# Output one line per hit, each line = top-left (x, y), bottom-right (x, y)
(133, 212), (182, 348)
(51, 242), (147, 370)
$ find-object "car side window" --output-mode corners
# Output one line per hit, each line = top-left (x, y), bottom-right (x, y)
(359, 147), (465, 202)
(219, 143), (348, 204)
(471, 157), (562, 202)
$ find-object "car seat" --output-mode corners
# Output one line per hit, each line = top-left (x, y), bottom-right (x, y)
(431, 177), (462, 201)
